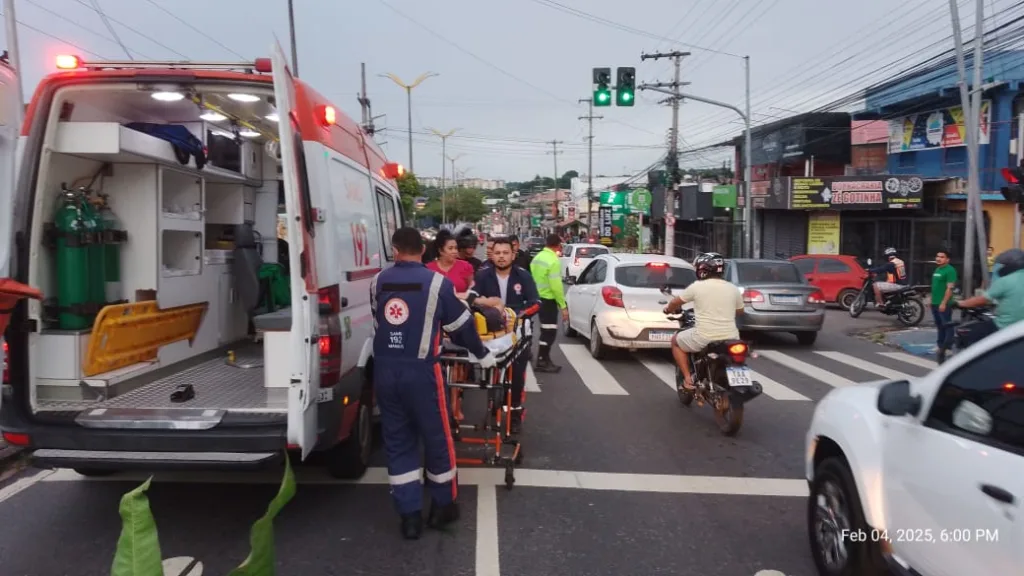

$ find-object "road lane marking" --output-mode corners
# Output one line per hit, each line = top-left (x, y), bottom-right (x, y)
(37, 466), (807, 496)
(476, 485), (501, 576)
(639, 357), (675, 390)
(877, 351), (938, 370)
(0, 470), (55, 504)
(558, 344), (629, 395)
(815, 351), (913, 380)
(756, 350), (855, 388)
(747, 369), (811, 401)
(525, 363), (541, 393)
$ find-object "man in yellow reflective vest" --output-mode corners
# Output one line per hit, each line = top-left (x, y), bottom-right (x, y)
(530, 234), (568, 372)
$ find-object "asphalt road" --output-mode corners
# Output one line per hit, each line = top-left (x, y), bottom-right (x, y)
(0, 309), (929, 576)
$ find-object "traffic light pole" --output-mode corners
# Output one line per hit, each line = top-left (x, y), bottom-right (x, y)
(548, 140), (564, 227)
(579, 98), (603, 234)
(640, 51), (689, 257)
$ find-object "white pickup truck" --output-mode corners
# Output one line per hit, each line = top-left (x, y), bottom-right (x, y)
(805, 320), (1024, 575)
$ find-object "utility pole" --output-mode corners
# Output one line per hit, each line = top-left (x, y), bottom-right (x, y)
(3, 0), (24, 126)
(429, 128), (459, 225)
(579, 98), (603, 233)
(640, 51), (689, 257)
(948, 0), (990, 292)
(287, 0), (299, 76)
(548, 140), (564, 227)
(357, 63), (377, 135)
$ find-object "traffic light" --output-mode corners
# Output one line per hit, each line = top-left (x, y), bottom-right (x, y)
(592, 67), (612, 107)
(616, 67), (635, 107)
(1001, 162), (1024, 204)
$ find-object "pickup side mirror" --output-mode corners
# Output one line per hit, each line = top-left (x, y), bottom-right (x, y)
(877, 380), (922, 417)
(565, 275), (577, 285)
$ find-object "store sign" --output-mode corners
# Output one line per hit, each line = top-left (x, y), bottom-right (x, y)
(750, 179), (789, 209)
(598, 205), (614, 245)
(712, 184), (737, 208)
(790, 176), (923, 210)
(888, 100), (991, 153)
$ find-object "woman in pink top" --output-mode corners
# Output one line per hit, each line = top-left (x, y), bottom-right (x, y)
(427, 230), (475, 296)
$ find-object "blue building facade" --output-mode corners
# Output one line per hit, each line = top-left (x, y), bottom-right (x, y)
(861, 50), (1024, 195)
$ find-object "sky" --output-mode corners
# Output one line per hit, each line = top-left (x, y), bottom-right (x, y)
(0, 0), (995, 182)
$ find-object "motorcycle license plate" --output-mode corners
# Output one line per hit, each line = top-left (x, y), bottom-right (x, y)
(648, 330), (675, 342)
(726, 367), (753, 387)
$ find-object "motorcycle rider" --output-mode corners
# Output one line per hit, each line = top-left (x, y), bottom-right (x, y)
(954, 248), (1024, 346)
(663, 253), (745, 391)
(868, 247), (909, 308)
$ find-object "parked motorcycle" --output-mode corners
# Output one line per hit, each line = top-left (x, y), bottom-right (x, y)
(660, 286), (763, 436)
(848, 273), (925, 326)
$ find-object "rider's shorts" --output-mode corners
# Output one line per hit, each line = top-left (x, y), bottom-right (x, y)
(875, 282), (902, 292)
(675, 328), (709, 353)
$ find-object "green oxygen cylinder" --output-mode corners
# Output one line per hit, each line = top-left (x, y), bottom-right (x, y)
(97, 196), (123, 303)
(79, 196), (105, 311)
(53, 190), (93, 330)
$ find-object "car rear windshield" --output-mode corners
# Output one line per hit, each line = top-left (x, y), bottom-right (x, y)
(615, 265), (696, 289)
(736, 261), (803, 284)
(575, 247), (608, 258)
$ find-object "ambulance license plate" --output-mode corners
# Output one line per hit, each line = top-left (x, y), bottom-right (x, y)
(726, 367), (753, 387)
(317, 388), (334, 403)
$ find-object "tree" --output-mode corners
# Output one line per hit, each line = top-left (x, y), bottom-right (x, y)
(558, 170), (578, 189)
(418, 187), (487, 223)
(396, 172), (420, 214)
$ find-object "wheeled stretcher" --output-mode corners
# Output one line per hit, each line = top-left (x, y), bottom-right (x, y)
(439, 304), (538, 489)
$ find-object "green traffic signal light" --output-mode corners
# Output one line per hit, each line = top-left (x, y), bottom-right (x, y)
(616, 89), (634, 106)
(595, 89), (612, 106)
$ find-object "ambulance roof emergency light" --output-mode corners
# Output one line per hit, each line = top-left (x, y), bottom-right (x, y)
(56, 55), (82, 70)
(381, 162), (406, 180)
(317, 105), (336, 127)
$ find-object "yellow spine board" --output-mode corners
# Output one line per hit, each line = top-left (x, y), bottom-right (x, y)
(81, 301), (209, 377)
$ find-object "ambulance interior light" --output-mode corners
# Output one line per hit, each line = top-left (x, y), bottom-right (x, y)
(55, 54), (82, 70)
(239, 129), (260, 138)
(151, 91), (185, 102)
(228, 93), (260, 103)
(200, 111), (226, 122)
(265, 112), (279, 122)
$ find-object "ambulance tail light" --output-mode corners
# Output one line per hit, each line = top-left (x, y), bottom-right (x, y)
(318, 285), (343, 388)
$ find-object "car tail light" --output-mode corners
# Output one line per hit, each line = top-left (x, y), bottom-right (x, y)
(646, 262), (668, 268)
(2, 340), (7, 384)
(2, 431), (29, 447)
(601, 286), (624, 307)
(808, 289), (826, 304)
(727, 342), (748, 364)
(318, 285), (343, 388)
(742, 289), (764, 304)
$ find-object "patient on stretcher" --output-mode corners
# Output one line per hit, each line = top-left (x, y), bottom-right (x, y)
(442, 305), (523, 422)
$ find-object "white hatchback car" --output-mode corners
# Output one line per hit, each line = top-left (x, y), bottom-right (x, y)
(563, 254), (696, 358)
(805, 319), (1024, 576)
(560, 243), (610, 280)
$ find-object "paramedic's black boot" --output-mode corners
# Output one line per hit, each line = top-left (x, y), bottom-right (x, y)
(427, 500), (460, 529)
(400, 512), (423, 540)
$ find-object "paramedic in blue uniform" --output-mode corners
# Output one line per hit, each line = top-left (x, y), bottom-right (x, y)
(371, 227), (496, 540)
(467, 236), (540, 434)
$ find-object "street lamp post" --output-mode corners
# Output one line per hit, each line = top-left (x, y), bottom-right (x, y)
(447, 154), (465, 226)
(381, 72), (438, 174)
(428, 128), (459, 225)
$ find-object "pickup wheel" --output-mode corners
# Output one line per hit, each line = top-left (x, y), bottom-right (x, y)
(808, 457), (887, 576)
(325, 399), (374, 479)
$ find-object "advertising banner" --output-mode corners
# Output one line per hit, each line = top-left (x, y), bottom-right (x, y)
(888, 101), (991, 153)
(790, 176), (923, 210)
(600, 191), (628, 243)
(712, 184), (737, 208)
(807, 212), (840, 255)
(598, 205), (614, 245)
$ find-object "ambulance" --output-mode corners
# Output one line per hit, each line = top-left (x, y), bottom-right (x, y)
(0, 44), (403, 478)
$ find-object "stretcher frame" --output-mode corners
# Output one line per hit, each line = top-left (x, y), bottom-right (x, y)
(439, 307), (537, 490)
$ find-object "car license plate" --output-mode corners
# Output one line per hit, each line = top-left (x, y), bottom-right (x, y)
(771, 295), (801, 305)
(648, 330), (675, 342)
(317, 388), (334, 403)
(726, 367), (753, 387)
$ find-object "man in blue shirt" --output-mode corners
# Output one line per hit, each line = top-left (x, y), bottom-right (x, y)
(467, 237), (540, 433)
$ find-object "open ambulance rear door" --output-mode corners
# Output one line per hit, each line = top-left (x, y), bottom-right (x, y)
(0, 60), (41, 416)
(271, 44), (320, 460)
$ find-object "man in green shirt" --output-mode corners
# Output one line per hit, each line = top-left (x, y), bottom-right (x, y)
(530, 234), (568, 373)
(931, 250), (958, 363)
(956, 248), (1024, 347)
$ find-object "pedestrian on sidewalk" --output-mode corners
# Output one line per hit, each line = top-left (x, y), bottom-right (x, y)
(530, 233), (568, 373)
(931, 249), (958, 363)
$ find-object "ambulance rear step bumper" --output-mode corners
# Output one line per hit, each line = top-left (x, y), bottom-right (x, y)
(32, 448), (281, 471)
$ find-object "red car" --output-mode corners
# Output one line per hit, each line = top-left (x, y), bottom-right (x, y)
(789, 254), (867, 309)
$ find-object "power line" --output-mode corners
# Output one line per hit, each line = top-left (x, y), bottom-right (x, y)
(88, 0), (132, 59)
(20, 0), (156, 59)
(141, 0), (248, 59)
(68, 0), (189, 59)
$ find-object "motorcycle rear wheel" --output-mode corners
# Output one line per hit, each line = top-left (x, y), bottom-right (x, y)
(714, 395), (744, 436)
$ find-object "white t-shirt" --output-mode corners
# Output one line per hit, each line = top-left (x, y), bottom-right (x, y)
(497, 273), (510, 304)
(680, 278), (744, 341)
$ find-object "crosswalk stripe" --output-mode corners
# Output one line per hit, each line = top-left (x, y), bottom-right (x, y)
(525, 364), (541, 392)
(639, 358), (676, 390)
(558, 344), (629, 395)
(877, 351), (938, 370)
(815, 351), (913, 380)
(747, 369), (811, 401)
(756, 350), (856, 388)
